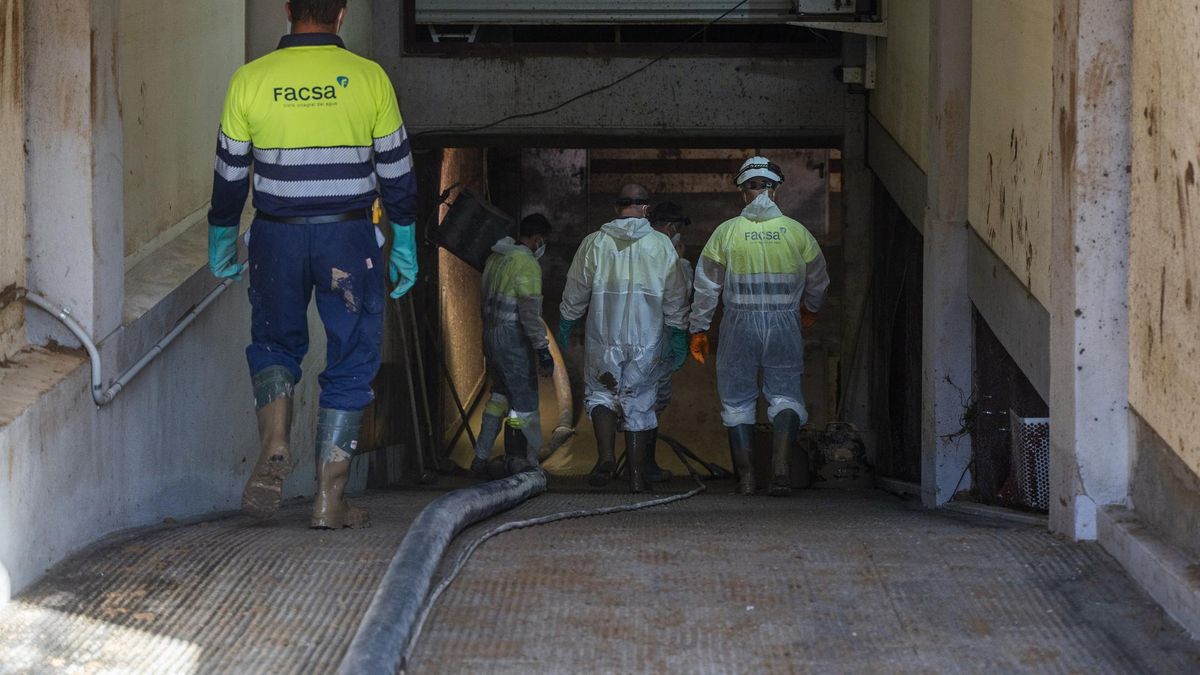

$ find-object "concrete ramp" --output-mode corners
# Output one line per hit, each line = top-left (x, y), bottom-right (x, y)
(0, 490), (1197, 673)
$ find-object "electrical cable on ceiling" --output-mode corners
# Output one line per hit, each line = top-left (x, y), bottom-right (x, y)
(411, 0), (751, 138)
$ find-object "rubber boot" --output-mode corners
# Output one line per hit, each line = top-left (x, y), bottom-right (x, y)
(625, 430), (653, 494)
(503, 421), (533, 475)
(588, 406), (618, 487)
(472, 412), (504, 477)
(311, 408), (369, 529)
(728, 424), (756, 496)
(769, 410), (800, 497)
(242, 366), (295, 518)
(643, 427), (673, 483)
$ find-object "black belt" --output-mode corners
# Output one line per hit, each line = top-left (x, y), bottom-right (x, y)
(255, 209), (370, 225)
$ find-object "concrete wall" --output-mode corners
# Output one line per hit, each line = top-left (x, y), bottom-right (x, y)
(1129, 2), (1200, 484)
(0, 0), (24, 363)
(1, 0), (342, 602)
(870, 0), (930, 171)
(387, 55), (843, 143)
(119, 0), (245, 267)
(0, 272), (330, 601)
(967, 0), (1053, 307)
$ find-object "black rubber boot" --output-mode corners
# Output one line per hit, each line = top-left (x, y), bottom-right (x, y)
(643, 427), (673, 483)
(727, 424), (756, 496)
(625, 430), (653, 494)
(769, 410), (800, 496)
(588, 406), (618, 487)
(469, 457), (490, 478)
(505, 421), (533, 475)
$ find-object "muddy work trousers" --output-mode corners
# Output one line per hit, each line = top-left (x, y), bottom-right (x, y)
(245, 217), (385, 411)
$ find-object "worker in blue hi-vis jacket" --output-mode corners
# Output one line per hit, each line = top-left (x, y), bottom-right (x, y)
(206, 0), (416, 529)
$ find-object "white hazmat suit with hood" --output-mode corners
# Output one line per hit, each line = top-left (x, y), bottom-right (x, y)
(690, 192), (830, 427)
(559, 217), (690, 432)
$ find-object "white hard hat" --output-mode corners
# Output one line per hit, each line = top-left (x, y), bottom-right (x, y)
(734, 156), (785, 186)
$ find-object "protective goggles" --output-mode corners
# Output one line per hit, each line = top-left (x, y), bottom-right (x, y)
(739, 179), (778, 191)
(734, 160), (786, 186)
(614, 197), (651, 207)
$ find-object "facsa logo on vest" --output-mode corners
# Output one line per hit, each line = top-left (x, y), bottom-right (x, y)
(744, 230), (782, 242)
(273, 80), (344, 102)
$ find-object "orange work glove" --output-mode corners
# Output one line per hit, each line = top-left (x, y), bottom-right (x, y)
(801, 306), (818, 330)
(689, 331), (710, 364)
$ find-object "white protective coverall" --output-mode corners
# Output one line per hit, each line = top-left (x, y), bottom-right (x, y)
(560, 217), (690, 431)
(690, 193), (830, 427)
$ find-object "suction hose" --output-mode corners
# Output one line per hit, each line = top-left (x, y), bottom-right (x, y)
(338, 438), (710, 673)
(339, 471), (548, 675)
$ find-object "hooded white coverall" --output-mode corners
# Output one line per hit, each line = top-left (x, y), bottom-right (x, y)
(690, 194), (830, 427)
(560, 218), (689, 432)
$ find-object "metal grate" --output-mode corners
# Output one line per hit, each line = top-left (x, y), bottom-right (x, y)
(1009, 411), (1050, 511)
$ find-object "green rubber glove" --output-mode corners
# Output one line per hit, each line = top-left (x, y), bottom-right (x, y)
(555, 318), (579, 350)
(388, 221), (418, 299)
(669, 327), (688, 372)
(208, 225), (244, 281)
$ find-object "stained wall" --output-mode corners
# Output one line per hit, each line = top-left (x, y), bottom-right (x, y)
(118, 0), (245, 267)
(0, 0), (24, 361)
(1129, 1), (1200, 480)
(967, 0), (1054, 307)
(870, 0), (930, 171)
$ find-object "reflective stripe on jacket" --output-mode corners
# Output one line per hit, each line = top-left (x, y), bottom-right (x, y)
(482, 238), (548, 350)
(207, 33), (415, 227)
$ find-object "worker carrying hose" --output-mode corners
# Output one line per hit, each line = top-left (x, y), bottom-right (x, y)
(557, 184), (690, 493)
(473, 214), (556, 478)
(643, 201), (696, 484)
(206, 0), (417, 529)
(688, 157), (830, 496)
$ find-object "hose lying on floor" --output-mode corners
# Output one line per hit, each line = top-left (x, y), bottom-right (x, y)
(400, 474), (707, 670)
(338, 471), (549, 675)
(338, 439), (711, 674)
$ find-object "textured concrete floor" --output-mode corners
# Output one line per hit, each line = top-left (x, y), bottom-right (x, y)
(1, 487), (1197, 674)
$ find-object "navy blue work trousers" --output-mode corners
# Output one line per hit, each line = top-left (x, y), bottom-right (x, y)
(245, 217), (385, 411)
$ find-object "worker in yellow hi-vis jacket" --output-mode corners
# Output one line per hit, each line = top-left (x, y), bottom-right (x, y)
(474, 214), (555, 478)
(688, 157), (830, 497)
(206, 0), (417, 530)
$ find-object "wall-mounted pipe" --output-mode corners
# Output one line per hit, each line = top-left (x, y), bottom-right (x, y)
(23, 275), (238, 407)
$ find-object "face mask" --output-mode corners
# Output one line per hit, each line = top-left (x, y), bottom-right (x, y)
(533, 241), (546, 259)
(671, 233), (682, 246)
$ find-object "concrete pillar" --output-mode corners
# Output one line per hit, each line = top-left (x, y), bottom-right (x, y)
(1048, 0), (1132, 540)
(0, 0), (25, 363)
(841, 34), (873, 431)
(24, 0), (124, 346)
(921, 0), (973, 507)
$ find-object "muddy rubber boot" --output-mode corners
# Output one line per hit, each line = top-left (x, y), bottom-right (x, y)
(588, 406), (618, 487)
(242, 366), (295, 518)
(625, 430), (652, 494)
(643, 427), (673, 483)
(728, 424), (756, 496)
(470, 457), (490, 478)
(311, 408), (369, 529)
(769, 410), (799, 497)
(503, 421), (533, 475)
(472, 411), (504, 474)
